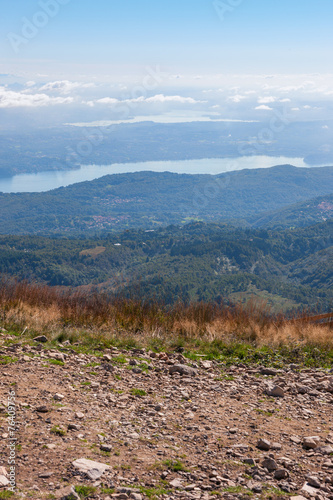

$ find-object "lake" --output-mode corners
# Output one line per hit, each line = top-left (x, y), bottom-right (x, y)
(0, 156), (311, 193)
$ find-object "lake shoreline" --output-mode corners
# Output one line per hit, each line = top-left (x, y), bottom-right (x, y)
(0, 156), (315, 193)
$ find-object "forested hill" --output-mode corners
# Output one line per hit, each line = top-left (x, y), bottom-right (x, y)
(0, 220), (332, 312)
(0, 165), (333, 234)
(248, 193), (333, 229)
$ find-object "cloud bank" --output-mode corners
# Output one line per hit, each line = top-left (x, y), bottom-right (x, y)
(0, 86), (73, 108)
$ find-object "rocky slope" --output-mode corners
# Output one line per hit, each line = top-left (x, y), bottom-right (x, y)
(0, 332), (333, 500)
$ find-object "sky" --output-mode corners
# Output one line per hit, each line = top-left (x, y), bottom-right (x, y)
(1, 0), (333, 133)
(0, 1), (333, 177)
(2, 0), (333, 78)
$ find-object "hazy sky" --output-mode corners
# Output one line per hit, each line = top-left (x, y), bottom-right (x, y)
(2, 0), (333, 78)
(1, 0), (333, 130)
(1, 1), (333, 173)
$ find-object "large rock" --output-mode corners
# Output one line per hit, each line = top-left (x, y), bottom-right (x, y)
(49, 352), (65, 362)
(56, 485), (80, 499)
(54, 393), (65, 401)
(130, 494), (143, 500)
(274, 469), (289, 480)
(36, 405), (49, 413)
(72, 458), (110, 479)
(260, 367), (278, 376)
(100, 444), (112, 452)
(200, 360), (213, 369)
(33, 335), (48, 343)
(262, 457), (278, 471)
(257, 438), (271, 451)
(307, 476), (321, 488)
(301, 483), (320, 496)
(296, 384), (309, 394)
(317, 445), (333, 455)
(266, 385), (285, 397)
(169, 478), (184, 488)
(0, 475), (9, 487)
(169, 364), (197, 377)
(303, 436), (320, 449)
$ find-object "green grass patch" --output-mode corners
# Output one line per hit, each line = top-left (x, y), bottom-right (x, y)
(262, 486), (292, 497)
(254, 409), (273, 417)
(100, 488), (115, 495)
(84, 362), (100, 368)
(183, 340), (333, 369)
(50, 426), (66, 436)
(0, 355), (17, 365)
(0, 492), (14, 499)
(121, 464), (131, 470)
(74, 485), (97, 498)
(137, 362), (150, 372)
(222, 486), (253, 496)
(138, 486), (171, 499)
(112, 354), (128, 365)
(110, 388), (124, 394)
(162, 459), (189, 472)
(130, 388), (147, 397)
(49, 359), (65, 366)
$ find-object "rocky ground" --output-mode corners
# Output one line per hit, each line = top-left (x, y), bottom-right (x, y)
(0, 332), (333, 500)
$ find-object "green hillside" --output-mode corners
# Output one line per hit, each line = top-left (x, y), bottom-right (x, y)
(0, 220), (332, 312)
(249, 193), (333, 229)
(0, 165), (333, 234)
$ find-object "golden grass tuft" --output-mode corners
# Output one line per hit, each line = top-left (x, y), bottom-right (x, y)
(0, 277), (332, 350)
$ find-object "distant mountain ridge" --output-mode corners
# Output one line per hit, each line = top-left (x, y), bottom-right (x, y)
(0, 164), (333, 234)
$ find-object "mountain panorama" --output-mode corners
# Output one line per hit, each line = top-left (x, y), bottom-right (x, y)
(0, 163), (332, 313)
(2, 1), (333, 498)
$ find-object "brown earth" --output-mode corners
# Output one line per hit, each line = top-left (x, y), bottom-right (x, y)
(0, 332), (333, 500)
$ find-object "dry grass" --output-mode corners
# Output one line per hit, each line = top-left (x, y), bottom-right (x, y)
(0, 278), (332, 355)
(79, 246), (106, 257)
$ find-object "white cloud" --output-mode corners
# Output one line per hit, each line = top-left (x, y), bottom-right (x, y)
(91, 97), (119, 105)
(257, 96), (276, 104)
(0, 87), (73, 108)
(322, 125), (329, 129)
(228, 94), (247, 103)
(255, 104), (273, 111)
(39, 80), (94, 95)
(145, 94), (201, 104)
(89, 94), (204, 107)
